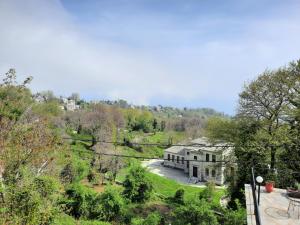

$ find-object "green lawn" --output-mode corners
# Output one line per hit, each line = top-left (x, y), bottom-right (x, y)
(147, 172), (225, 205)
(117, 167), (225, 205)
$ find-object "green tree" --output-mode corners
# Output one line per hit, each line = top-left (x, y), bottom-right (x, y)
(91, 187), (124, 221)
(123, 164), (153, 202)
(62, 183), (96, 219)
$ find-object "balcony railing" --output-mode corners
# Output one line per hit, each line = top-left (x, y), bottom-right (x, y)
(251, 167), (262, 225)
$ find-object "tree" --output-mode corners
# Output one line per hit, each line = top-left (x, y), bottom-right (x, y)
(69, 93), (80, 103)
(63, 183), (96, 219)
(0, 69), (33, 121)
(238, 69), (289, 169)
(65, 110), (85, 134)
(37, 90), (57, 103)
(91, 187), (124, 221)
(123, 164), (152, 202)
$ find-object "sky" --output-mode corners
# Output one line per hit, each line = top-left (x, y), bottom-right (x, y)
(0, 0), (300, 115)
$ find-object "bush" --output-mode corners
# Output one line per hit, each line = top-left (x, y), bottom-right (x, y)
(172, 188), (185, 204)
(131, 212), (161, 225)
(60, 163), (76, 184)
(90, 187), (124, 221)
(60, 160), (89, 184)
(199, 181), (215, 202)
(34, 175), (59, 198)
(123, 164), (153, 202)
(173, 199), (218, 225)
(62, 183), (96, 219)
(2, 170), (59, 224)
(87, 169), (100, 185)
(223, 200), (246, 225)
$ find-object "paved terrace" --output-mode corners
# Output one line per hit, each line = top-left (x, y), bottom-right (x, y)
(245, 184), (300, 225)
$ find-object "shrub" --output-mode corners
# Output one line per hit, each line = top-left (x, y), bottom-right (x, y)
(223, 200), (246, 225)
(199, 181), (215, 202)
(131, 212), (161, 225)
(60, 163), (76, 184)
(62, 183), (96, 219)
(143, 212), (161, 225)
(34, 175), (59, 198)
(60, 160), (89, 184)
(123, 164), (153, 202)
(87, 169), (100, 185)
(173, 188), (185, 204)
(2, 171), (58, 224)
(90, 187), (124, 221)
(173, 199), (218, 225)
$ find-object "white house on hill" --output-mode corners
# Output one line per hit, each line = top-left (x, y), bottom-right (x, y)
(163, 137), (233, 185)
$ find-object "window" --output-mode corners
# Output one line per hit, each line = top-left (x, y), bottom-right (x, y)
(172, 155), (175, 162)
(212, 170), (216, 177)
(187, 152), (190, 155)
(181, 157), (184, 164)
(177, 156), (180, 163)
(212, 155), (216, 162)
(206, 154), (210, 162)
(205, 168), (209, 176)
(187, 160), (189, 168)
(194, 156), (197, 160)
(167, 154), (170, 161)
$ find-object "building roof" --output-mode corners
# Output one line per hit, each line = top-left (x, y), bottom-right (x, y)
(164, 146), (187, 155)
(164, 137), (232, 155)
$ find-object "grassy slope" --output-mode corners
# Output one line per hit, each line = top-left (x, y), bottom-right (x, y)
(117, 167), (225, 205)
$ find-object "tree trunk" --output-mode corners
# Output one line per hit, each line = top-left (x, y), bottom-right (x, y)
(270, 146), (276, 170)
(88, 135), (96, 149)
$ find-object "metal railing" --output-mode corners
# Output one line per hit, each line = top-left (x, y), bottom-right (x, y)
(251, 167), (262, 225)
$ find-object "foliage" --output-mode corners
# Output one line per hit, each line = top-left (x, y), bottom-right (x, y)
(172, 199), (218, 225)
(199, 181), (216, 202)
(62, 184), (123, 222)
(131, 212), (162, 225)
(87, 169), (100, 185)
(0, 68), (33, 121)
(123, 164), (153, 202)
(32, 101), (62, 117)
(90, 187), (124, 221)
(172, 188), (185, 204)
(0, 169), (60, 225)
(124, 109), (155, 132)
(60, 156), (90, 184)
(223, 200), (246, 225)
(62, 183), (96, 219)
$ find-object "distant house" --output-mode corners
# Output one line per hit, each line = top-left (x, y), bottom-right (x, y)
(66, 99), (76, 111)
(163, 137), (234, 185)
(59, 97), (80, 111)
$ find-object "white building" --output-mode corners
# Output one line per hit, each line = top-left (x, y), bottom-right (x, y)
(163, 137), (234, 185)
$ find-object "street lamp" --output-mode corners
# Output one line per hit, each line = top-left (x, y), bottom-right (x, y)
(256, 176), (263, 205)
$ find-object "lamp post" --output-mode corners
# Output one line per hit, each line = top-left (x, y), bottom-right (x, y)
(256, 176), (263, 205)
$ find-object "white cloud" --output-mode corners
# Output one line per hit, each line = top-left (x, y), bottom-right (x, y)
(0, 0), (300, 114)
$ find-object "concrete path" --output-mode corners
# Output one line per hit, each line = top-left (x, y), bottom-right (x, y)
(141, 159), (208, 188)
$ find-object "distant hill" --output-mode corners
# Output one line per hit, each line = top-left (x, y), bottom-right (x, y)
(98, 99), (226, 119)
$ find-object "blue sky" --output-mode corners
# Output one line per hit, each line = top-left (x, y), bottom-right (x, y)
(1, 0), (300, 114)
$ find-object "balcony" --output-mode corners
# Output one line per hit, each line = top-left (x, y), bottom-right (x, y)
(245, 184), (300, 225)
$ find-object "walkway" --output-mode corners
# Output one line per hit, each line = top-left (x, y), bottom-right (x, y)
(142, 159), (225, 188)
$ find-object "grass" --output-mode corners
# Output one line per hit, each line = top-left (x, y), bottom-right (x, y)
(116, 166), (225, 206)
(147, 172), (225, 205)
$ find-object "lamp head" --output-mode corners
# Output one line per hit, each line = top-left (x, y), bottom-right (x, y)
(256, 176), (263, 184)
